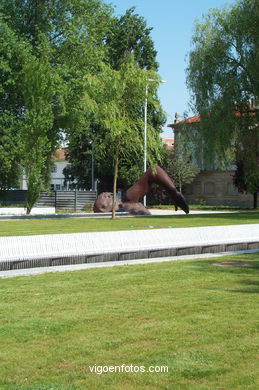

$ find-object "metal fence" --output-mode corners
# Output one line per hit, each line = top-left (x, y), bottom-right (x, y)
(0, 190), (97, 211)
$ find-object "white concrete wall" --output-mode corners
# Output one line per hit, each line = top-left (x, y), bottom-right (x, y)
(0, 207), (55, 215)
(50, 161), (69, 190)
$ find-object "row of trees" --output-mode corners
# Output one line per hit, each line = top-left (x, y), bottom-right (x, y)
(1, 0), (257, 212)
(0, 1), (166, 213)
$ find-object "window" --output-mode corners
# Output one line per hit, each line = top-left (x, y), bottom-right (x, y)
(204, 182), (215, 195)
(51, 165), (57, 173)
(55, 184), (60, 191)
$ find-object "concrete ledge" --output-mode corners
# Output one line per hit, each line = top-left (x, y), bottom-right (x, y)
(202, 244), (226, 254)
(1, 242), (259, 271)
(1, 248), (259, 278)
(0, 207), (55, 216)
(0, 224), (258, 271)
(0, 211), (129, 220)
(247, 241), (259, 249)
(149, 248), (175, 258)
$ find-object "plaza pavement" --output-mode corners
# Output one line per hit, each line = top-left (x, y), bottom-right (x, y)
(0, 208), (238, 221)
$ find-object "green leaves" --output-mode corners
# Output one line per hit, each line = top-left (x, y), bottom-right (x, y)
(0, 0), (166, 210)
(0, 0), (112, 206)
(105, 7), (158, 71)
(187, 1), (258, 115)
(62, 5), (165, 189)
(167, 137), (200, 192)
(186, 0), (258, 203)
(19, 53), (59, 213)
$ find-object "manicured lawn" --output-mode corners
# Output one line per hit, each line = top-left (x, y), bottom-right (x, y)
(0, 211), (258, 236)
(0, 252), (259, 389)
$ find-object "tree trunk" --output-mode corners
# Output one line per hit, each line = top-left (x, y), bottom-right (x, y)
(112, 155), (119, 220)
(179, 181), (182, 193)
(26, 206), (32, 215)
(253, 192), (258, 209)
(26, 185), (40, 214)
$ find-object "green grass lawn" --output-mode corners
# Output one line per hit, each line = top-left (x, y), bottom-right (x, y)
(0, 252), (259, 390)
(0, 211), (258, 237)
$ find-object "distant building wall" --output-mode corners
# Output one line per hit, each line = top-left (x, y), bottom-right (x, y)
(168, 114), (256, 208)
(20, 149), (77, 191)
(183, 170), (254, 207)
(20, 161), (70, 191)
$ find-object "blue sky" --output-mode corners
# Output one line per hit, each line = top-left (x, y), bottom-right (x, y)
(105, 0), (236, 137)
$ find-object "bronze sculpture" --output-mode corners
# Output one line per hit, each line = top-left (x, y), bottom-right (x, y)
(94, 165), (189, 215)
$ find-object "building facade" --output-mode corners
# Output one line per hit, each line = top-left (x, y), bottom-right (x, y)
(168, 115), (254, 207)
(20, 149), (76, 191)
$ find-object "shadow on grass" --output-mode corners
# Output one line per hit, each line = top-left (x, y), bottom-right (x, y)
(227, 280), (259, 294)
(191, 255), (259, 294)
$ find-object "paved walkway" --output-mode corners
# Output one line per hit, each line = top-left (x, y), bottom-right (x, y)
(150, 209), (237, 215)
(0, 208), (240, 221)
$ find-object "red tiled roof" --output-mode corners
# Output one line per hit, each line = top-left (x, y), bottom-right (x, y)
(168, 108), (258, 128)
(53, 149), (66, 161)
(183, 115), (200, 123)
(168, 115), (200, 128)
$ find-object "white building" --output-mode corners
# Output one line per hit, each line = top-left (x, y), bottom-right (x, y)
(20, 149), (76, 191)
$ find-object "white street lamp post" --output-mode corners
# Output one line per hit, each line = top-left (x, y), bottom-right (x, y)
(143, 84), (148, 206)
(143, 79), (165, 207)
(144, 85), (148, 175)
(89, 141), (94, 191)
(91, 142), (94, 191)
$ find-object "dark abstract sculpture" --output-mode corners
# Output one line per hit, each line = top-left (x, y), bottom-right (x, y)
(94, 165), (189, 215)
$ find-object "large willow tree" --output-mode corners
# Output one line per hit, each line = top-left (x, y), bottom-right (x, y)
(186, 0), (259, 207)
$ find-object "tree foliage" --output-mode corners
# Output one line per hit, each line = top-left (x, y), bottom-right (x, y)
(0, 15), (25, 189)
(19, 44), (62, 213)
(105, 7), (158, 71)
(65, 6), (166, 190)
(0, 0), (165, 213)
(0, 11), (62, 211)
(233, 126), (259, 208)
(167, 141), (200, 193)
(80, 59), (164, 217)
(0, 0), (112, 210)
(186, 0), (259, 206)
